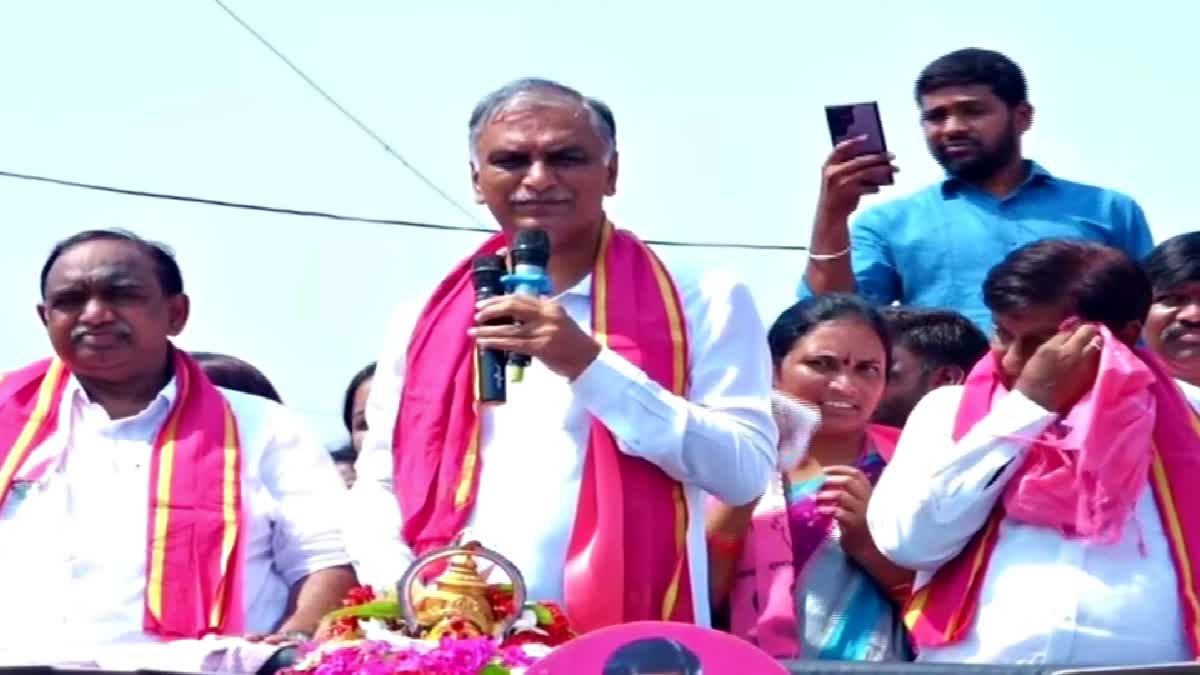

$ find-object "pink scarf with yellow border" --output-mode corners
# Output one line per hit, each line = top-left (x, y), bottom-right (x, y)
(904, 336), (1200, 654)
(0, 350), (245, 638)
(392, 222), (694, 633)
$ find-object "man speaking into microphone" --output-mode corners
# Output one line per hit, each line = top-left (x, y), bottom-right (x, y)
(348, 78), (777, 632)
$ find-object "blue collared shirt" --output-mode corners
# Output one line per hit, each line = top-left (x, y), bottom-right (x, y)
(798, 162), (1154, 330)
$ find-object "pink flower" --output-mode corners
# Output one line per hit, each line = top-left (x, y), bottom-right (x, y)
(284, 637), (531, 675)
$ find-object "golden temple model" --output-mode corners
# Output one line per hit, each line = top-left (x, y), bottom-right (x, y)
(410, 548), (499, 639)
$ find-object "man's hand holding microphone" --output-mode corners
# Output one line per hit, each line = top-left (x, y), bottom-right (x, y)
(468, 229), (601, 385)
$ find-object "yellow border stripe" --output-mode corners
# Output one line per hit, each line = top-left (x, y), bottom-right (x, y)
(660, 484), (689, 619)
(903, 513), (999, 640)
(1151, 447), (1200, 648)
(944, 516), (999, 640)
(455, 351), (483, 508)
(454, 425), (481, 508)
(593, 222), (613, 347)
(0, 360), (65, 501)
(903, 586), (929, 630)
(634, 226), (691, 619)
(642, 245), (687, 396)
(147, 378), (186, 621)
(209, 403), (242, 628)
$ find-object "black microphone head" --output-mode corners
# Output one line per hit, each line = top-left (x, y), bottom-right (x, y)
(511, 228), (551, 268)
(471, 254), (506, 289)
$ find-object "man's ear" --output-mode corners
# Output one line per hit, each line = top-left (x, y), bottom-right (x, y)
(166, 294), (190, 337)
(931, 364), (967, 386)
(1116, 320), (1143, 347)
(1013, 101), (1034, 135)
(470, 160), (485, 204)
(604, 151), (619, 196)
(36, 303), (48, 327)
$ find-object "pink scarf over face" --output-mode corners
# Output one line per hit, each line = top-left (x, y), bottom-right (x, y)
(906, 332), (1200, 652)
(965, 325), (1155, 542)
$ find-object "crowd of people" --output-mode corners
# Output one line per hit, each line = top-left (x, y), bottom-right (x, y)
(2, 45), (1200, 670)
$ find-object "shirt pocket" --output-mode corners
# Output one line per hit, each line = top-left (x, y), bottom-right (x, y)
(0, 479), (69, 589)
(1009, 215), (1117, 249)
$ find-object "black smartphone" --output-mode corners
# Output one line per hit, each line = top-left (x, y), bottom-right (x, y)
(825, 101), (892, 185)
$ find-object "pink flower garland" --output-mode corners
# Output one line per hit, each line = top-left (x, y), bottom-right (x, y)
(287, 637), (535, 675)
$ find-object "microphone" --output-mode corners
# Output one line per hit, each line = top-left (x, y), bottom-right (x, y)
(470, 254), (508, 404)
(502, 228), (552, 383)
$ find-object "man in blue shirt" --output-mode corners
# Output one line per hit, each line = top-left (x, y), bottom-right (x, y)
(801, 48), (1153, 330)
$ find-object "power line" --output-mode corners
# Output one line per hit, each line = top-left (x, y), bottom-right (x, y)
(208, 0), (484, 228)
(0, 170), (492, 234)
(0, 169), (808, 251)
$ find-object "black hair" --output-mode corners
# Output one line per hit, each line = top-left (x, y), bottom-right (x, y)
(1143, 231), (1200, 292)
(40, 228), (184, 298)
(602, 638), (701, 675)
(330, 443), (358, 464)
(192, 351), (282, 403)
(915, 48), (1028, 107)
(882, 307), (989, 373)
(983, 239), (1152, 331)
(342, 362), (377, 432)
(768, 294), (893, 372)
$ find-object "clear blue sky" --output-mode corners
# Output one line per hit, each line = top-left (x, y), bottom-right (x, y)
(2, 0), (1196, 446)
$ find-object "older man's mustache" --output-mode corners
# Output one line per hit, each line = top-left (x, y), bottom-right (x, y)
(510, 193), (571, 204)
(1162, 322), (1200, 344)
(70, 324), (132, 342)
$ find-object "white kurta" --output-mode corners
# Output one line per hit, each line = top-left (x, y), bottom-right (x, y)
(0, 377), (353, 665)
(868, 384), (1195, 666)
(349, 263), (778, 624)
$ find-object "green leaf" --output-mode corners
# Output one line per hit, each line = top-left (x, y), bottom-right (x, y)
(532, 605), (553, 625)
(480, 665), (511, 675)
(322, 599), (401, 621)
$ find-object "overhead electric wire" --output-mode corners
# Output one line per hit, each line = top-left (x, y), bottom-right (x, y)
(0, 169), (809, 251)
(209, 0), (484, 228)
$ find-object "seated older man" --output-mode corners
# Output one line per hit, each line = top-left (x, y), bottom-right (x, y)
(0, 229), (355, 666)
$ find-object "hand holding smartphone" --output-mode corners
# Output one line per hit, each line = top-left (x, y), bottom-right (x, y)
(824, 101), (894, 186)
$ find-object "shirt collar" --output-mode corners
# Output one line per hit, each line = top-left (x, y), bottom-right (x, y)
(67, 374), (178, 421)
(553, 274), (593, 300)
(940, 160), (1054, 198)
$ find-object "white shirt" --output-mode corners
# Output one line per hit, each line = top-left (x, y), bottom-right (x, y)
(349, 263), (778, 624)
(0, 376), (352, 665)
(867, 384), (1192, 666)
(1179, 379), (1200, 410)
